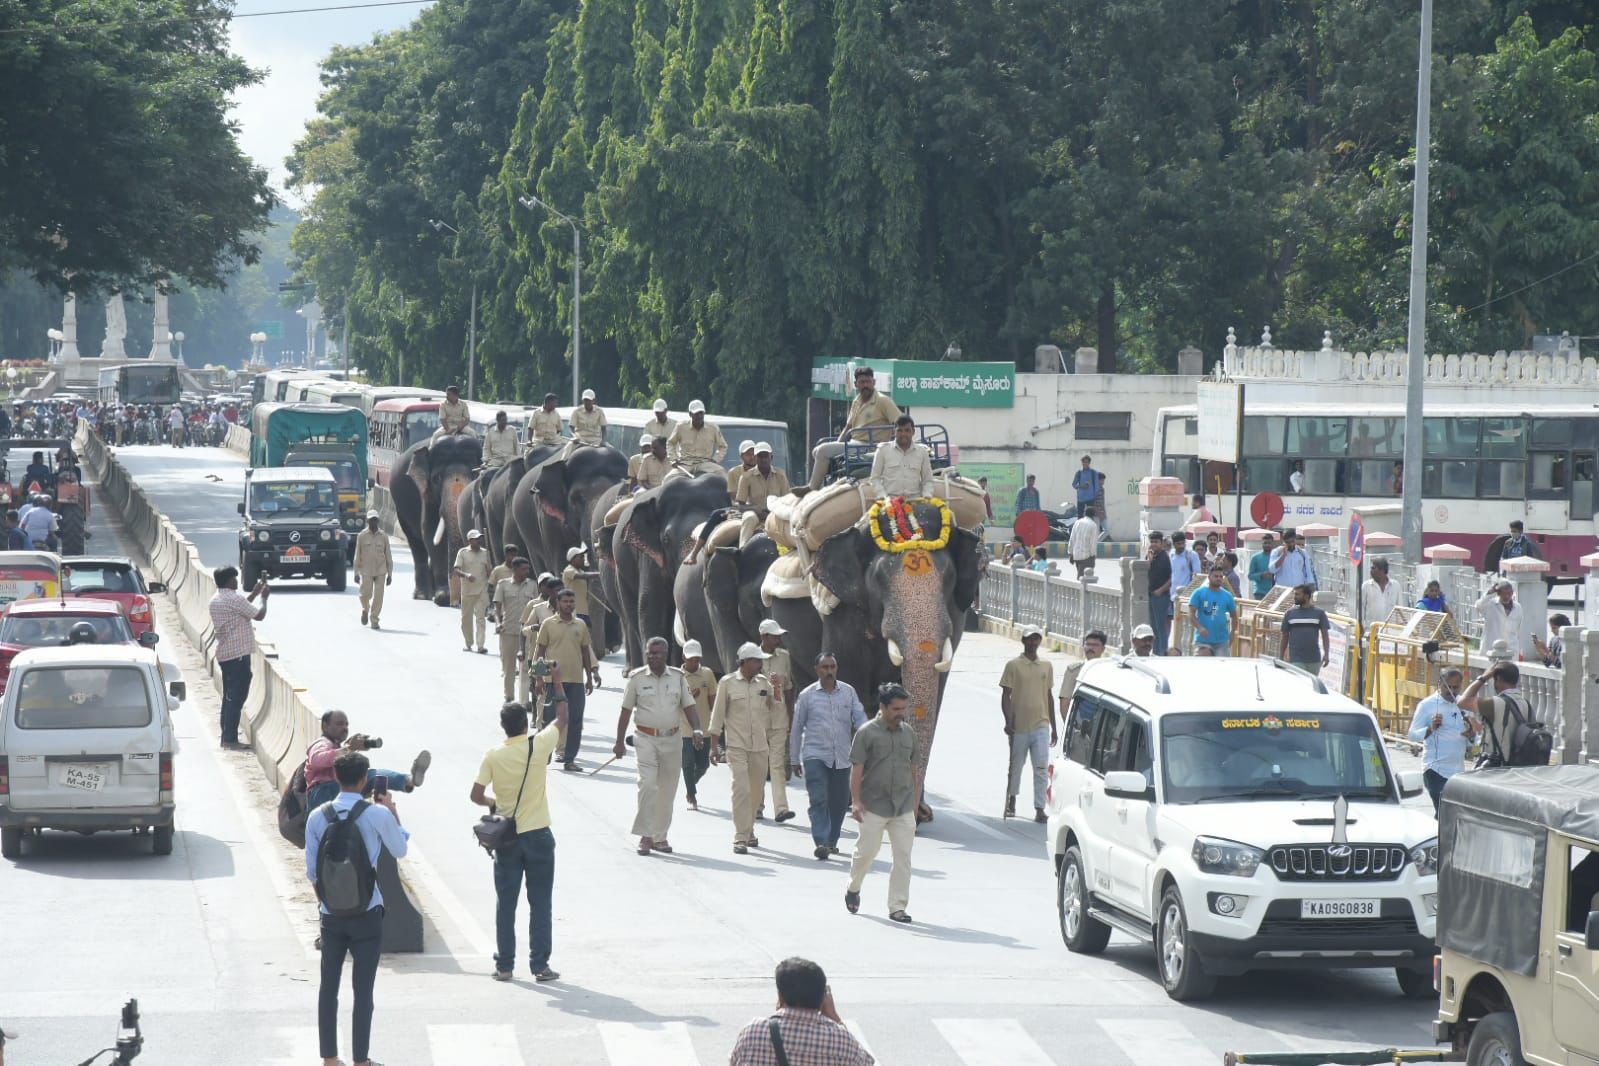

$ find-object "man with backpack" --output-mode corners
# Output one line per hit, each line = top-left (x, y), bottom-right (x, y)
(304, 750), (410, 1066)
(1460, 661), (1554, 769)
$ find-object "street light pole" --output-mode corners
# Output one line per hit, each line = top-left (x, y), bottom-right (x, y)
(518, 195), (581, 405)
(1400, 0), (1433, 565)
(429, 218), (477, 399)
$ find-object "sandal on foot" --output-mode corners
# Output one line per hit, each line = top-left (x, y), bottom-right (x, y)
(888, 910), (913, 924)
(653, 841), (674, 854)
(845, 890), (860, 914)
(733, 842), (748, 855)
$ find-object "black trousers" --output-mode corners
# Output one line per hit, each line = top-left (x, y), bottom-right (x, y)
(318, 906), (384, 1061)
(560, 682), (586, 764)
(218, 655), (251, 744)
(682, 735), (711, 799)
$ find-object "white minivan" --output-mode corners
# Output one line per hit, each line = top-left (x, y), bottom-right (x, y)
(0, 647), (177, 859)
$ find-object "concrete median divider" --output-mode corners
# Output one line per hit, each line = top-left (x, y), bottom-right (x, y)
(75, 425), (424, 951)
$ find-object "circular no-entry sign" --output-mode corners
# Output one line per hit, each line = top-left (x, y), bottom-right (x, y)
(1251, 491), (1285, 529)
(1014, 510), (1050, 547)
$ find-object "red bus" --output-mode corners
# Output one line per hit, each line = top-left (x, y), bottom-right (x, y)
(368, 398), (439, 488)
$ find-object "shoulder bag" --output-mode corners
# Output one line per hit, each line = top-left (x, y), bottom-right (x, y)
(472, 741), (535, 855)
(766, 1016), (792, 1066)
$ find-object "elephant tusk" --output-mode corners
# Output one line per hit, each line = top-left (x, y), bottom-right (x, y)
(934, 638), (955, 673)
(433, 516), (447, 545)
(886, 639), (904, 667)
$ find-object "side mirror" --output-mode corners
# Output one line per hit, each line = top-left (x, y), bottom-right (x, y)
(1104, 770), (1153, 800)
(1397, 769), (1425, 799)
(236, 502), (245, 515)
(169, 680), (186, 702)
(138, 631), (159, 647)
(147, 581), (165, 593)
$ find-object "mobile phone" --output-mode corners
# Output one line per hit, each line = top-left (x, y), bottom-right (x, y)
(371, 777), (388, 797)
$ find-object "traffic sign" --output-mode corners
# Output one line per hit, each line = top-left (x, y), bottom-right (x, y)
(1348, 513), (1366, 566)
(1014, 510), (1050, 548)
(1250, 491), (1285, 529)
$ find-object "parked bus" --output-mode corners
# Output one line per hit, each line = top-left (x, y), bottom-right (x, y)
(1153, 401), (1598, 578)
(462, 399), (538, 438)
(262, 368), (324, 403)
(561, 406), (794, 479)
(359, 387), (444, 417)
(95, 364), (182, 407)
(367, 398), (440, 487)
(302, 379), (369, 409)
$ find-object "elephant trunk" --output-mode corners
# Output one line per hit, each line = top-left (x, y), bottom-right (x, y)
(878, 550), (955, 789)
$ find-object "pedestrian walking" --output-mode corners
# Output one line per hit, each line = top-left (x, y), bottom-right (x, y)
(491, 559), (538, 703)
(1146, 532), (1173, 655)
(615, 637), (702, 855)
(487, 544), (518, 592)
(709, 644), (780, 854)
(1278, 584), (1329, 674)
(1169, 531), (1202, 592)
(352, 511), (392, 630)
(977, 476), (993, 520)
(1500, 519), (1542, 561)
(1360, 557), (1401, 625)
(562, 545), (599, 642)
(1071, 456), (1098, 519)
(1014, 473), (1041, 516)
(1474, 578), (1527, 655)
(844, 683), (918, 923)
(789, 652), (866, 861)
(305, 750), (409, 1066)
(1248, 532), (1277, 598)
(208, 565), (268, 749)
(1188, 566), (1237, 656)
(1406, 668), (1476, 811)
(470, 700), (566, 984)
(453, 530), (492, 652)
(729, 957), (874, 1066)
(679, 640), (717, 811)
(1057, 630), (1106, 718)
(756, 619), (796, 824)
(1000, 626), (1055, 822)
(1130, 624), (1156, 656)
(1068, 506), (1098, 576)
(535, 589), (599, 771)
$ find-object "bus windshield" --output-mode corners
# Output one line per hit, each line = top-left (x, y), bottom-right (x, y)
(121, 368), (179, 404)
(405, 412), (439, 448)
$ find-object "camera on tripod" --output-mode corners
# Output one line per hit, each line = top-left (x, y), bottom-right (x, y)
(529, 657), (555, 680)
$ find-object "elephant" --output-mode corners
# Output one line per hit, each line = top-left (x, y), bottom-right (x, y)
(589, 482), (632, 656)
(612, 473), (729, 671)
(701, 529), (780, 675)
(480, 445), (558, 562)
(390, 433), (483, 604)
(770, 501), (982, 821)
(511, 444), (628, 580)
(671, 507), (738, 676)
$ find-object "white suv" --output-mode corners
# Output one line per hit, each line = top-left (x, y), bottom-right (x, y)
(1045, 656), (1440, 1001)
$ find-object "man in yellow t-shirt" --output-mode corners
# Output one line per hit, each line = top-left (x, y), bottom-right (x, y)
(470, 700), (567, 983)
(999, 625), (1056, 822)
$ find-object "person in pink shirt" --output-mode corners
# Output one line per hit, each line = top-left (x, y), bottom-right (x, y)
(304, 709), (431, 809)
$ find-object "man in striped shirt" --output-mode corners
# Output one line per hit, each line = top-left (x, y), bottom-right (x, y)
(208, 565), (269, 749)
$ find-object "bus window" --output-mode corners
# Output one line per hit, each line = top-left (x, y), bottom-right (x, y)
(1242, 417), (1284, 454)
(406, 412), (439, 448)
(1287, 417), (1347, 456)
(1531, 453), (1570, 499)
(1532, 418), (1572, 447)
(1423, 460), (1477, 498)
(1162, 417), (1196, 456)
(1300, 458), (1342, 495)
(1425, 417), (1479, 457)
(1576, 454), (1595, 516)
(1350, 417), (1401, 457)
(1348, 459), (1398, 496)
(1480, 418), (1525, 458)
(1240, 458), (1286, 493)
(1479, 461), (1525, 499)
(1162, 457), (1198, 493)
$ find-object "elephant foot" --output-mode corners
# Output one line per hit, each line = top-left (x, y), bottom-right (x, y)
(915, 802), (933, 824)
(433, 591), (452, 607)
(413, 590), (431, 600)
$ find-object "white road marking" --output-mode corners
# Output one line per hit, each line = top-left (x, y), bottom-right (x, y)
(1099, 1018), (1211, 1066)
(934, 1018), (1054, 1065)
(426, 1022), (523, 1065)
(846, 1020), (880, 1063)
(597, 1021), (701, 1066)
(261, 1025), (320, 1066)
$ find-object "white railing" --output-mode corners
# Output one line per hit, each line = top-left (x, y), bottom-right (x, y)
(1446, 567), (1493, 645)
(979, 560), (1132, 653)
(1223, 330), (1599, 388)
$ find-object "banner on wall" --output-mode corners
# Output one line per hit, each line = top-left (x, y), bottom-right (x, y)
(811, 358), (1015, 408)
(953, 461), (1026, 526)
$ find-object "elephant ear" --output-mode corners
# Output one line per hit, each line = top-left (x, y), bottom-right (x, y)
(407, 441), (431, 494)
(812, 528), (867, 606)
(948, 527), (983, 614)
(624, 491), (668, 570)
(532, 460), (571, 523)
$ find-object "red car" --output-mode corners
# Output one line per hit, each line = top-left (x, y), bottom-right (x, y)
(62, 556), (162, 639)
(0, 598), (165, 694)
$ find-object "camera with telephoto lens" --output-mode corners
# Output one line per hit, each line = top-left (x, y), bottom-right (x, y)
(529, 657), (554, 679)
(357, 735), (383, 749)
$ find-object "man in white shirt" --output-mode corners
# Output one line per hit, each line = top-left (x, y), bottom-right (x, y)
(1475, 578), (1527, 656)
(1360, 557), (1402, 625)
(481, 409), (520, 469)
(868, 415), (933, 499)
(1067, 506), (1099, 576)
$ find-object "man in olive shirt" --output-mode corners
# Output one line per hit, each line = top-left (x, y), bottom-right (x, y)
(625, 433), (651, 490)
(562, 545), (598, 636)
(470, 699), (568, 983)
(1000, 625), (1055, 822)
(666, 399), (728, 475)
(453, 528), (492, 652)
(528, 394), (564, 448)
(645, 399), (677, 451)
(564, 389), (607, 457)
(734, 442), (789, 519)
(727, 440), (757, 503)
(634, 436), (670, 492)
(535, 589), (599, 771)
(756, 619), (796, 823)
(846, 683), (918, 923)
(809, 365), (902, 489)
(615, 636), (702, 855)
(432, 384), (473, 442)
(491, 558), (539, 702)
(709, 643), (779, 854)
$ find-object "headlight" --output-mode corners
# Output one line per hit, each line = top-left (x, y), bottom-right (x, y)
(319, 530), (332, 542)
(1191, 836), (1264, 878)
(255, 530), (270, 543)
(1410, 837), (1439, 877)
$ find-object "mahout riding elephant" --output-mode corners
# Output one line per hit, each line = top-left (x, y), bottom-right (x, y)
(390, 433), (483, 604)
(612, 473), (729, 670)
(701, 528), (780, 675)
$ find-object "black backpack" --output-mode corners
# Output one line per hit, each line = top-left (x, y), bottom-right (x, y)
(1482, 692), (1555, 769)
(314, 801), (377, 918)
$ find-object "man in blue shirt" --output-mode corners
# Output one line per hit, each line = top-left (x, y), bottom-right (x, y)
(790, 653), (868, 861)
(1188, 567), (1237, 655)
(1247, 532), (1277, 598)
(1071, 455), (1098, 519)
(1407, 667), (1478, 812)
(1169, 531), (1202, 592)
(304, 750), (409, 1066)
(1014, 474), (1041, 516)
(1269, 530), (1317, 589)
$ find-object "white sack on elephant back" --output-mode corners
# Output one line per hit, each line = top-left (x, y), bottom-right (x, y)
(765, 492), (799, 548)
(791, 479), (871, 551)
(933, 471), (989, 532)
(760, 551), (810, 606)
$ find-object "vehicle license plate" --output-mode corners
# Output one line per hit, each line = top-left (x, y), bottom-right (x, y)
(280, 547), (307, 563)
(1301, 898), (1378, 919)
(59, 763), (110, 792)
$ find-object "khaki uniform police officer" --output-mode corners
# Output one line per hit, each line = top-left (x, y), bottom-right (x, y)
(625, 433), (651, 490)
(432, 385), (473, 443)
(808, 366), (901, 489)
(734, 442), (789, 520)
(481, 411), (519, 468)
(564, 389), (607, 457)
(708, 643), (779, 853)
(453, 529), (492, 651)
(528, 394), (563, 448)
(492, 560), (539, 702)
(665, 400), (727, 475)
(615, 637), (702, 855)
(644, 399), (677, 453)
(352, 511), (393, 629)
(756, 619), (796, 822)
(634, 437), (670, 492)
(727, 440), (757, 502)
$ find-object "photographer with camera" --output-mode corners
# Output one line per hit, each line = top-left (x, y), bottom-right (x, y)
(305, 710), (431, 809)
(208, 566), (270, 750)
(1459, 661), (1554, 769)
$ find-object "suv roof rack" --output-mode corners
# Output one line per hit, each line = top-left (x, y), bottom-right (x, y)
(1115, 655), (1170, 694)
(1270, 656), (1328, 694)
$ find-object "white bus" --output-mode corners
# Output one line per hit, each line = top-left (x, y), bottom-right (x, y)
(301, 379), (370, 409)
(1153, 401), (1597, 578)
(562, 406), (793, 479)
(96, 364), (182, 407)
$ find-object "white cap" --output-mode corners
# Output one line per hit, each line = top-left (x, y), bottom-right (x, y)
(367, 510), (381, 520)
(739, 439), (756, 454)
(467, 528), (483, 540)
(688, 399), (706, 414)
(653, 399), (668, 413)
(1132, 623), (1155, 639)
(736, 641), (763, 661)
(754, 441), (772, 455)
(1494, 577), (1514, 591)
(758, 619), (787, 636)
(639, 433), (653, 447)
(538, 571), (558, 585)
(682, 639), (703, 659)
(566, 545), (585, 561)
(1021, 624), (1044, 639)
(581, 388), (596, 401)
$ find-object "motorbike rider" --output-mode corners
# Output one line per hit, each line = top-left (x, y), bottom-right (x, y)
(22, 452), (52, 493)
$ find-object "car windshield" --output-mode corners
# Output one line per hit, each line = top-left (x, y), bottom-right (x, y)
(250, 481), (337, 515)
(1160, 711), (1394, 804)
(64, 564), (141, 594)
(14, 666), (153, 728)
(1, 613), (133, 646)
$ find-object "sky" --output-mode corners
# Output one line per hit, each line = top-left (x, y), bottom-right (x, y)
(226, 0), (430, 196)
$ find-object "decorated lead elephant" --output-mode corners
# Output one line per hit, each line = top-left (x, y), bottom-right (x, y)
(390, 434), (483, 603)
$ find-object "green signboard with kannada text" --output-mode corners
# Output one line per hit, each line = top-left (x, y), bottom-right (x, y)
(811, 357), (1014, 408)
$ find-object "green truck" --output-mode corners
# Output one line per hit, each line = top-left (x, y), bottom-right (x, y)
(248, 402), (369, 548)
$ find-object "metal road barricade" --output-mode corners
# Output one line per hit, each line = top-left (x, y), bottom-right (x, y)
(1445, 566), (1492, 646)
